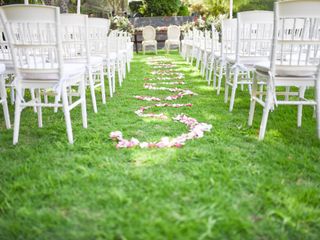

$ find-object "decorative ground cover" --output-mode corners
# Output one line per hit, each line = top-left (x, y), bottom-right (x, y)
(110, 56), (212, 148)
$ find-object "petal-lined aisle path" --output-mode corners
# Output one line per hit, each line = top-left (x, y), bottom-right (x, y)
(110, 56), (212, 148)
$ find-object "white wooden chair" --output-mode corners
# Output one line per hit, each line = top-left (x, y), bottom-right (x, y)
(142, 26), (157, 54)
(88, 17), (114, 98)
(0, 5), (87, 144)
(0, 63), (10, 129)
(225, 11), (274, 112)
(165, 25), (181, 53)
(189, 29), (201, 65)
(61, 14), (106, 114)
(195, 30), (204, 69)
(248, 0), (320, 140)
(181, 30), (192, 59)
(183, 30), (194, 62)
(213, 19), (237, 95)
(205, 24), (220, 86)
(108, 30), (125, 88)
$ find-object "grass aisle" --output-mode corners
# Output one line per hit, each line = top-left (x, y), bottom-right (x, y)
(0, 51), (320, 239)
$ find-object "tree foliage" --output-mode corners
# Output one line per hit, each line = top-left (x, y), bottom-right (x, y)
(142, 0), (181, 17)
(237, 0), (275, 12)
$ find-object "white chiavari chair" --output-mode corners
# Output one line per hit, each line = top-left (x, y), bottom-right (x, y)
(108, 30), (124, 88)
(200, 29), (213, 77)
(213, 19), (237, 95)
(190, 29), (200, 65)
(0, 5), (87, 144)
(225, 11), (274, 112)
(195, 30), (204, 69)
(0, 63), (10, 129)
(249, 0), (320, 140)
(88, 17), (114, 98)
(205, 24), (220, 86)
(181, 29), (193, 60)
(60, 14), (106, 114)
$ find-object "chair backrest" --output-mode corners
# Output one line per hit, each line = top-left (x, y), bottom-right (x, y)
(0, 19), (12, 65)
(88, 17), (109, 56)
(236, 11), (274, 61)
(60, 14), (90, 64)
(211, 24), (220, 52)
(107, 30), (119, 54)
(143, 26), (156, 41)
(0, 4), (63, 80)
(271, 0), (320, 75)
(167, 25), (180, 40)
(221, 18), (237, 57)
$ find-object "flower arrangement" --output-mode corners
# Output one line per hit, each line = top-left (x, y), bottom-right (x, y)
(110, 16), (135, 34)
(181, 14), (227, 33)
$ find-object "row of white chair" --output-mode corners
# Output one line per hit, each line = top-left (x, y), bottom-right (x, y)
(0, 4), (133, 144)
(142, 25), (181, 54)
(182, 0), (320, 140)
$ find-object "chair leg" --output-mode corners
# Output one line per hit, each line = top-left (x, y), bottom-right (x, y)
(107, 64), (113, 98)
(79, 76), (87, 129)
(248, 77), (258, 126)
(143, 45), (145, 55)
(224, 64), (231, 103)
(297, 86), (306, 127)
(100, 67), (106, 105)
(36, 88), (42, 128)
(30, 88), (37, 113)
(285, 86), (290, 101)
(13, 86), (22, 145)
(61, 86), (73, 144)
(88, 69), (98, 113)
(112, 63), (116, 93)
(0, 77), (10, 129)
(10, 86), (15, 105)
(54, 95), (59, 113)
(117, 60), (122, 87)
(229, 68), (239, 112)
(259, 85), (273, 140)
(217, 62), (224, 95)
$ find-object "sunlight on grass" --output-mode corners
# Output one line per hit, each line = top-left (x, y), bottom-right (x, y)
(0, 51), (319, 239)
(132, 149), (177, 166)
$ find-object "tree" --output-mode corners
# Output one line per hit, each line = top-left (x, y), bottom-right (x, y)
(143, 0), (181, 17)
(177, 3), (189, 16)
(204, 0), (228, 17)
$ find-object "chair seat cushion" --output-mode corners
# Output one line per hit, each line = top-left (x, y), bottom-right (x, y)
(227, 56), (270, 66)
(65, 56), (103, 68)
(142, 40), (157, 45)
(255, 61), (317, 77)
(0, 63), (6, 74)
(21, 63), (86, 80)
(165, 40), (180, 45)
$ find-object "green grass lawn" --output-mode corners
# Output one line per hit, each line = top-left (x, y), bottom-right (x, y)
(0, 51), (320, 239)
